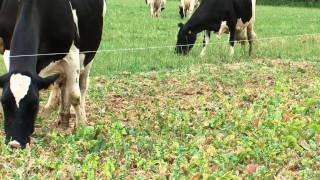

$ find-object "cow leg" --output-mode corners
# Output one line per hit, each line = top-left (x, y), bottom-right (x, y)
(44, 83), (61, 110)
(60, 44), (85, 128)
(150, 4), (153, 17)
(58, 80), (71, 127)
(161, 0), (166, 11)
(79, 62), (92, 124)
(156, 5), (161, 17)
(187, 10), (192, 18)
(200, 30), (211, 57)
(247, 24), (257, 56)
(188, 1), (195, 18)
(227, 21), (236, 56)
(150, 3), (155, 17)
(235, 30), (246, 52)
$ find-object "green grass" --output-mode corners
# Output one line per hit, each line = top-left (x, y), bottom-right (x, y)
(91, 0), (320, 76)
(1, 0), (320, 179)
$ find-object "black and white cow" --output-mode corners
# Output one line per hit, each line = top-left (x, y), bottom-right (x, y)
(0, 0), (62, 112)
(0, 0), (18, 70)
(0, 0), (106, 148)
(175, 0), (256, 56)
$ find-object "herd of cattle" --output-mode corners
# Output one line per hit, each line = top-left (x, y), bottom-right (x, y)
(0, 0), (256, 148)
(146, 0), (256, 56)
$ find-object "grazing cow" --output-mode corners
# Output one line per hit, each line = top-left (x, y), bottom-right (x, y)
(0, 0), (62, 111)
(0, 0), (106, 148)
(179, 0), (199, 19)
(146, 0), (166, 17)
(0, 0), (19, 70)
(175, 0), (256, 56)
(200, 21), (249, 56)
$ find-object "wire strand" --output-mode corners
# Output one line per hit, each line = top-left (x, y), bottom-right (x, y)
(8, 32), (320, 58)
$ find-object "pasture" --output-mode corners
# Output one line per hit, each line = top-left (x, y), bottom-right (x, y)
(0, 0), (320, 178)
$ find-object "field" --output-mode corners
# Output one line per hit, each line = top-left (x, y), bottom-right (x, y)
(1, 0), (320, 179)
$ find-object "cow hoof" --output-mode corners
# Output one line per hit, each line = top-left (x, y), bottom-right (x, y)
(58, 120), (69, 128)
(58, 113), (71, 128)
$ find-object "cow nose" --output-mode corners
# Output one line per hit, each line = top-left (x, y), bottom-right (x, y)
(8, 140), (21, 149)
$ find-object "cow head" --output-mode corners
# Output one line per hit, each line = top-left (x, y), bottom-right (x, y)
(0, 72), (58, 148)
(175, 23), (197, 55)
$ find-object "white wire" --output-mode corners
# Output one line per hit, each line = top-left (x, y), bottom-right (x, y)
(8, 32), (320, 58)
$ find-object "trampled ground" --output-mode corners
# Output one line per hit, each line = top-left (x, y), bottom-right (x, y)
(0, 0), (320, 179)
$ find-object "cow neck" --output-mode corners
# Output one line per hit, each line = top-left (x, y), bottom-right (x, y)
(9, 0), (39, 74)
(184, 17), (205, 35)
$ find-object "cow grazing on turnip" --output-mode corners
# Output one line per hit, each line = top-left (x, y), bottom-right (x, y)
(175, 0), (256, 56)
(0, 0), (64, 112)
(0, 0), (106, 149)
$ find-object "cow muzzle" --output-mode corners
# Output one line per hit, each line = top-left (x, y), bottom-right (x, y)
(8, 140), (21, 149)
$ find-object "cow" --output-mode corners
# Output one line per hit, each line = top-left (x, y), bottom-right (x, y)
(0, 0), (106, 149)
(200, 21), (249, 56)
(146, 0), (166, 17)
(0, 0), (62, 112)
(175, 0), (256, 56)
(179, 0), (199, 19)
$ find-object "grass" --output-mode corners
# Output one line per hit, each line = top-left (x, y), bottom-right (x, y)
(91, 0), (320, 76)
(1, 0), (320, 179)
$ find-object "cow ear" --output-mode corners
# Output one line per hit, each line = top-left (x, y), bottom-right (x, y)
(0, 73), (9, 88)
(178, 23), (184, 28)
(37, 74), (59, 90)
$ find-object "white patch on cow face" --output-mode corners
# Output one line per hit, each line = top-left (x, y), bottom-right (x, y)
(3, 50), (10, 71)
(10, 74), (31, 108)
(103, 0), (107, 16)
